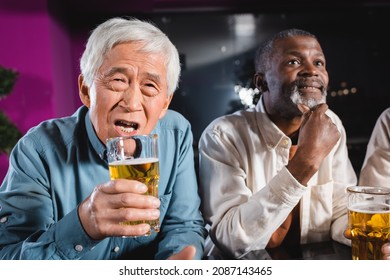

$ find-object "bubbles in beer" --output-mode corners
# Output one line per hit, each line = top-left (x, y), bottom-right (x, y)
(109, 158), (160, 235)
(348, 203), (390, 260)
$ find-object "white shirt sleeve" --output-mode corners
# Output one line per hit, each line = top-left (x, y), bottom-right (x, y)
(359, 108), (390, 188)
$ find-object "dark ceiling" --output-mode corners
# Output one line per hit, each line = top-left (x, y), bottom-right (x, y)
(3, 0), (389, 31)
(49, 0), (390, 14)
(44, 0), (390, 29)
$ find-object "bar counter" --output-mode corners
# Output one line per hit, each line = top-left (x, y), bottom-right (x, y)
(206, 240), (352, 260)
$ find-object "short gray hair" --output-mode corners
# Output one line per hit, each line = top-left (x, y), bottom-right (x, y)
(80, 17), (181, 96)
(255, 28), (317, 73)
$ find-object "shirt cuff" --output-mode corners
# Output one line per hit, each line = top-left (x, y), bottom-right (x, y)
(268, 166), (307, 205)
(54, 208), (101, 259)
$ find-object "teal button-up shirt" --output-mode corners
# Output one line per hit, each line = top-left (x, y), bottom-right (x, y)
(0, 106), (206, 259)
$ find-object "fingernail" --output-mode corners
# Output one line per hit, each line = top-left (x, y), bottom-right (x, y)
(137, 184), (148, 193)
(151, 197), (160, 208)
(142, 224), (151, 232)
(151, 209), (160, 218)
(297, 103), (310, 113)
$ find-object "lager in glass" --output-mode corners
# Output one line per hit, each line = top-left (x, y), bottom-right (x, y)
(106, 134), (160, 236)
(347, 186), (390, 260)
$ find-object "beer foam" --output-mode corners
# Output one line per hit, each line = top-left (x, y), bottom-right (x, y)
(348, 202), (390, 214)
(109, 157), (158, 166)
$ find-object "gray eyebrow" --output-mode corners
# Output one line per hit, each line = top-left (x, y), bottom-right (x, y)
(102, 67), (162, 83)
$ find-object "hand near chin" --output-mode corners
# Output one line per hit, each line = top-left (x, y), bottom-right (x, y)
(298, 103), (340, 161)
(288, 103), (340, 185)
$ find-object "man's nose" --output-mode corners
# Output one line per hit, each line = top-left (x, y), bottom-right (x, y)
(299, 62), (319, 76)
(120, 85), (142, 111)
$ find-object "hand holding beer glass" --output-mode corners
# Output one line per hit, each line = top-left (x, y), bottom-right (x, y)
(106, 134), (160, 236)
(347, 186), (390, 260)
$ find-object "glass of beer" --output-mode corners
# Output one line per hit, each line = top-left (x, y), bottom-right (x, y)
(106, 134), (160, 236)
(347, 186), (390, 260)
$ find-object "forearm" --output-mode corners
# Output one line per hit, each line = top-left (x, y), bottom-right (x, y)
(210, 168), (306, 258)
(0, 209), (100, 260)
(156, 224), (206, 259)
(287, 154), (318, 186)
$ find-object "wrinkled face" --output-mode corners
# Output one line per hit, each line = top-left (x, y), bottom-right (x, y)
(79, 42), (172, 143)
(263, 35), (329, 118)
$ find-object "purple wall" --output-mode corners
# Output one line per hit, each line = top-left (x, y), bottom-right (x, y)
(0, 0), (81, 181)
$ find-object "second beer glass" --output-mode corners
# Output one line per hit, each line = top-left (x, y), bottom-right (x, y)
(106, 134), (160, 236)
(347, 186), (390, 260)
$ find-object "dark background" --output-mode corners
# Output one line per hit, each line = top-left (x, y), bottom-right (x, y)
(39, 0), (390, 174)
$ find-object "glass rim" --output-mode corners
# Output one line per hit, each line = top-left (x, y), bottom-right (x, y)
(106, 134), (158, 144)
(347, 185), (390, 195)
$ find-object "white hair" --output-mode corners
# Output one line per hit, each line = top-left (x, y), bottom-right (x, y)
(80, 17), (181, 96)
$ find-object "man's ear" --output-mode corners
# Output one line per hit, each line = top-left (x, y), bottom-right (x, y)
(159, 94), (173, 119)
(254, 73), (268, 93)
(78, 74), (91, 108)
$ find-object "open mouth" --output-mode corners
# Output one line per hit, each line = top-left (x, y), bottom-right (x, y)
(115, 120), (139, 134)
(296, 79), (324, 94)
(297, 84), (323, 94)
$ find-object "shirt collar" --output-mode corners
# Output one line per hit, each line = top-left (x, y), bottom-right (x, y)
(255, 96), (292, 150)
(85, 110), (107, 162)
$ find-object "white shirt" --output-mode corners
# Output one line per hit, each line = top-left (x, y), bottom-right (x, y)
(359, 107), (390, 187)
(198, 97), (357, 258)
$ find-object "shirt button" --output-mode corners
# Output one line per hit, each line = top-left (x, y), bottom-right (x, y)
(0, 216), (7, 223)
(74, 244), (84, 252)
(113, 246), (120, 253)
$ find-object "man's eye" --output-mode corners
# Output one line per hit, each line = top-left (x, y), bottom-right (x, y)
(108, 78), (128, 91)
(288, 59), (300, 65)
(145, 83), (157, 88)
(141, 83), (159, 96)
(315, 61), (325, 67)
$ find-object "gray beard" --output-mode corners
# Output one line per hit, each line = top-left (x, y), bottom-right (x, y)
(290, 85), (327, 109)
